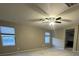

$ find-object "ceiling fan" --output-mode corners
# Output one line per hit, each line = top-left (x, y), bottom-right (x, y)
(26, 17), (72, 26)
(26, 4), (72, 24)
(38, 17), (71, 23)
(40, 17), (63, 23)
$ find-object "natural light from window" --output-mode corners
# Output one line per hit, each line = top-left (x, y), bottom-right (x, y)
(0, 26), (15, 46)
(44, 32), (50, 44)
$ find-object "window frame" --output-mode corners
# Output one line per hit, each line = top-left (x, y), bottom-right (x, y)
(0, 26), (16, 47)
(44, 32), (51, 44)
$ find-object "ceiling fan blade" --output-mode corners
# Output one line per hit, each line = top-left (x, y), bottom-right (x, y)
(61, 19), (72, 22)
(56, 17), (61, 20)
(55, 21), (61, 23)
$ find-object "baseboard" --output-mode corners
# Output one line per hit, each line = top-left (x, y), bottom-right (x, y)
(53, 47), (64, 50)
(73, 51), (79, 53)
(0, 47), (48, 56)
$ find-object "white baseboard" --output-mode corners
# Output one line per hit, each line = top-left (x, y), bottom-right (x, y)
(72, 49), (79, 53)
(53, 47), (64, 50)
(0, 47), (48, 56)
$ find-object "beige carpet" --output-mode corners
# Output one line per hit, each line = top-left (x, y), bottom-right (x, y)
(4, 48), (79, 56)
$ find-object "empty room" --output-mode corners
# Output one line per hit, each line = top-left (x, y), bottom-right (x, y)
(0, 3), (79, 56)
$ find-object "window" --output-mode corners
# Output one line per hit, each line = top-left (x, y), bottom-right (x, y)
(0, 26), (15, 34)
(44, 32), (50, 44)
(0, 26), (15, 46)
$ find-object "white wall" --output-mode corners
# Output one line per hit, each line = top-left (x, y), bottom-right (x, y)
(0, 20), (52, 54)
(52, 29), (65, 49)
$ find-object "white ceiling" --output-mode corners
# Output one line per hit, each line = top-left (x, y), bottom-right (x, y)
(0, 3), (79, 30)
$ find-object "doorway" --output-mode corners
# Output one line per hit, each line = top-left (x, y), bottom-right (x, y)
(65, 29), (74, 48)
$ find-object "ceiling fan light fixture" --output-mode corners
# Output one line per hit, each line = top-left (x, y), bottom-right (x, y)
(49, 22), (55, 26)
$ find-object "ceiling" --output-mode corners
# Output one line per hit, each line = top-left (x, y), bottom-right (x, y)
(0, 3), (79, 30)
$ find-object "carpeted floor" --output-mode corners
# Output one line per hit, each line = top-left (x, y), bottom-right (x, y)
(3, 48), (79, 56)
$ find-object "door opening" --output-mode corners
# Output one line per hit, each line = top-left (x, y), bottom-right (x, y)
(65, 29), (74, 48)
